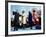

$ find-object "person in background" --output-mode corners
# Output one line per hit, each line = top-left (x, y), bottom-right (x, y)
(32, 9), (39, 25)
(32, 9), (41, 29)
(28, 11), (32, 29)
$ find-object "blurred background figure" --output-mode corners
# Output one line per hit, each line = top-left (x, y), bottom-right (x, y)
(11, 10), (20, 31)
(32, 8), (41, 29)
(28, 11), (32, 29)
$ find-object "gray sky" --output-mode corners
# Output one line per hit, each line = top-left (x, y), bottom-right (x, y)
(11, 5), (41, 16)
